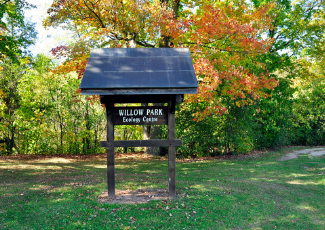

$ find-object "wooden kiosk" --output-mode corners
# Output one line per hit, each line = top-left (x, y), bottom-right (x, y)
(80, 48), (198, 199)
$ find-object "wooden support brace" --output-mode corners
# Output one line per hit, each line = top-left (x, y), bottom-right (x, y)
(106, 103), (115, 199)
(102, 96), (180, 200)
(168, 96), (176, 199)
(100, 139), (182, 148)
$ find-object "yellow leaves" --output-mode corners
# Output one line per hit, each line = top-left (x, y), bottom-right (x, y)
(185, 2), (273, 55)
(43, 0), (279, 123)
(0, 143), (4, 152)
(293, 78), (302, 88)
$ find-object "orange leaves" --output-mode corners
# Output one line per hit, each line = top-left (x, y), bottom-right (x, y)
(187, 50), (278, 121)
(44, 0), (279, 120)
(193, 58), (220, 88)
(50, 40), (90, 79)
(157, 11), (185, 42)
(179, 2), (278, 121)
(191, 58), (276, 103)
(183, 3), (273, 55)
(187, 61), (278, 121)
(53, 57), (88, 80)
(86, 95), (100, 105)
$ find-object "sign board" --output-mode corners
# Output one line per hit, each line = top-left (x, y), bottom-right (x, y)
(114, 106), (168, 125)
(80, 48), (198, 200)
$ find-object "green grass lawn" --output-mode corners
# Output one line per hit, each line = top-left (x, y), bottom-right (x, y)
(1, 147), (325, 229)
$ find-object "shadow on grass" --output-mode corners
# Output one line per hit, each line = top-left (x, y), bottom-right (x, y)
(0, 153), (324, 229)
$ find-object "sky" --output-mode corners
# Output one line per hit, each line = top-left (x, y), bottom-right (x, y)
(25, 0), (72, 56)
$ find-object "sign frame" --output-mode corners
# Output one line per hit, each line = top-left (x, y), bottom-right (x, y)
(100, 95), (181, 199)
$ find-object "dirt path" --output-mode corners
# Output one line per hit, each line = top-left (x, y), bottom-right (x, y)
(278, 147), (325, 161)
(98, 189), (170, 204)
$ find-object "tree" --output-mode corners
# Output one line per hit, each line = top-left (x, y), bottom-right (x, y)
(44, 0), (279, 155)
(45, 0), (278, 112)
(288, 58), (325, 146)
(0, 58), (27, 154)
(0, 0), (36, 62)
(0, 0), (37, 154)
(251, 0), (325, 70)
(45, 0), (277, 111)
(177, 2), (278, 120)
(248, 0), (325, 149)
(12, 54), (106, 155)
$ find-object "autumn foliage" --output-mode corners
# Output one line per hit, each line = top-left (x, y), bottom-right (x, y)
(2, 0), (325, 156)
(179, 3), (277, 120)
(45, 0), (277, 121)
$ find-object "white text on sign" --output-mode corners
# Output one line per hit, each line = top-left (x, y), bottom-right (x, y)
(114, 106), (168, 125)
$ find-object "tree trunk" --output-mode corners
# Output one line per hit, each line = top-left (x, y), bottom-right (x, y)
(142, 102), (165, 155)
(123, 129), (128, 153)
(83, 104), (92, 154)
(8, 126), (15, 155)
(142, 0), (180, 155)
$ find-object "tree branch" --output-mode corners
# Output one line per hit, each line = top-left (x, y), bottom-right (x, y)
(83, 0), (106, 28)
(0, 0), (11, 7)
(181, 41), (260, 55)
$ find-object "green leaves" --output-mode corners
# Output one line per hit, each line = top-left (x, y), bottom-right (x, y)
(0, 0), (36, 62)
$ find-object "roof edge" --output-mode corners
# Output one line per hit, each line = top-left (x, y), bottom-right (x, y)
(81, 88), (197, 95)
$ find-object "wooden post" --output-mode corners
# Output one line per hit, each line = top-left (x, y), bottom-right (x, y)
(106, 103), (115, 199)
(168, 96), (176, 199)
(101, 96), (181, 200)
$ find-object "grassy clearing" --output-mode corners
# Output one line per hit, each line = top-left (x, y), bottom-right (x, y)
(1, 147), (325, 229)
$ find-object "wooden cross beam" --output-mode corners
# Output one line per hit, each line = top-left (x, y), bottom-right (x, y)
(102, 96), (179, 199)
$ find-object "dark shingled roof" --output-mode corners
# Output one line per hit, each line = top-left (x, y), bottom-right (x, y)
(80, 48), (198, 95)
